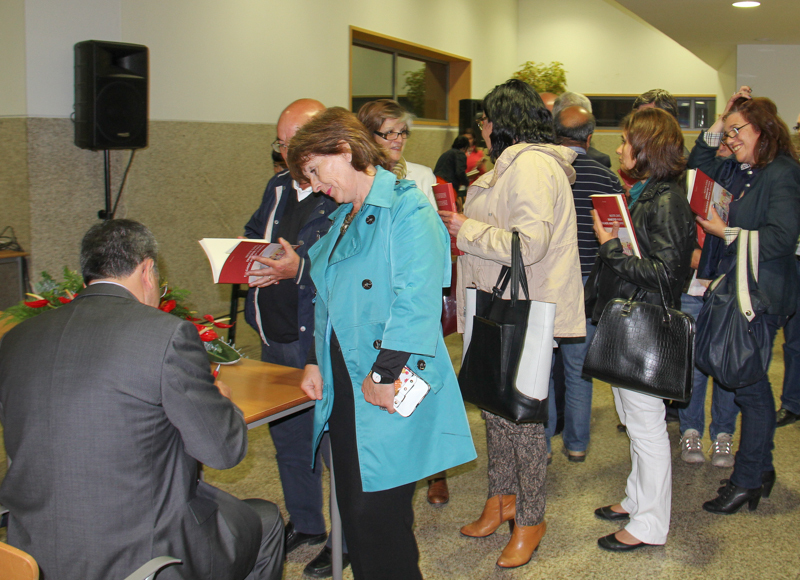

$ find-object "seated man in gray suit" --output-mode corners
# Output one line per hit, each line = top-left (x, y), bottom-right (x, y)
(0, 219), (284, 580)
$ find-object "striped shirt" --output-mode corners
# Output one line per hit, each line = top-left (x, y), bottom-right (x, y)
(570, 151), (625, 276)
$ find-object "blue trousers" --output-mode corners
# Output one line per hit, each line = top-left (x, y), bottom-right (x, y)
(730, 314), (783, 489)
(780, 260), (800, 414)
(678, 294), (738, 439)
(262, 341), (347, 552)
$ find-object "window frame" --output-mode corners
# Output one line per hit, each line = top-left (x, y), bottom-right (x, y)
(350, 26), (471, 127)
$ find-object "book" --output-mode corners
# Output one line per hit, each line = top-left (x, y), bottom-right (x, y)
(199, 238), (294, 284)
(590, 194), (641, 258)
(432, 182), (464, 256)
(686, 169), (733, 224)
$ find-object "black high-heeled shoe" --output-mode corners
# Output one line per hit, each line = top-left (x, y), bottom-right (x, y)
(703, 481), (762, 515)
(718, 470), (776, 498)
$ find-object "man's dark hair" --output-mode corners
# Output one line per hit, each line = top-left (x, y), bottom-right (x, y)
(633, 89), (679, 119)
(452, 135), (470, 150)
(80, 219), (158, 284)
(554, 109), (596, 144)
(482, 79), (554, 162)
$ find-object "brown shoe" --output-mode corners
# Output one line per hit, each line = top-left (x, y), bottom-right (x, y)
(460, 495), (516, 537)
(496, 520), (546, 568)
(427, 477), (450, 506)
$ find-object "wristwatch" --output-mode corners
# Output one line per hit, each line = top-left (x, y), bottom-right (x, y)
(371, 371), (394, 384)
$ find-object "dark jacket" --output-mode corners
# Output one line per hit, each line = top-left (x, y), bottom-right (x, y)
(243, 170), (338, 356)
(689, 135), (800, 315)
(586, 179), (696, 321)
(586, 145), (611, 169)
(433, 147), (469, 190)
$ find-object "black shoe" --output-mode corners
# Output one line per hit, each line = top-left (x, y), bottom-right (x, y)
(597, 533), (653, 552)
(718, 470), (776, 498)
(776, 408), (799, 427)
(303, 546), (350, 578)
(703, 481), (761, 515)
(285, 521), (327, 555)
(594, 505), (630, 522)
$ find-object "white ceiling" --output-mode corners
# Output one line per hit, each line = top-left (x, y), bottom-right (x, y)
(614, 0), (800, 69)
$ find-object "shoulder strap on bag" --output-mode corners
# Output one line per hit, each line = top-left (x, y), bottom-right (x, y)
(492, 231), (530, 305)
(737, 230), (757, 322)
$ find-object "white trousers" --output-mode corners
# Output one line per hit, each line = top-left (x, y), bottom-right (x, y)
(612, 387), (671, 545)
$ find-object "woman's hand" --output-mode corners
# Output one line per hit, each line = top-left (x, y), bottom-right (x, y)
(696, 207), (726, 240)
(591, 209), (619, 246)
(438, 210), (467, 238)
(300, 364), (323, 400)
(361, 374), (396, 414)
(709, 86), (752, 134)
(246, 238), (300, 287)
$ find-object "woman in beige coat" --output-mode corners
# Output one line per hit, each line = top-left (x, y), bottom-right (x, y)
(440, 79), (584, 568)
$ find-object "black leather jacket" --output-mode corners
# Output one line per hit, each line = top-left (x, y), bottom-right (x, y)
(585, 179), (696, 322)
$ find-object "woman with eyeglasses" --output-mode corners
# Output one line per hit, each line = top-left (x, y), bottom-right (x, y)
(690, 88), (800, 514)
(357, 99), (437, 209)
(439, 79), (584, 568)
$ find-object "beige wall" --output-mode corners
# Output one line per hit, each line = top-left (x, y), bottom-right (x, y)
(0, 0), (27, 116)
(738, 45), (800, 122)
(517, 0), (726, 105)
(0, 119), (31, 254)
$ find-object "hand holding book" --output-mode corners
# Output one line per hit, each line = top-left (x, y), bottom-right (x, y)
(244, 237), (300, 287)
(591, 209), (620, 245)
(696, 206), (727, 240)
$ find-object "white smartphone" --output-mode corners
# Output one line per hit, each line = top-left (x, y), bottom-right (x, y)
(393, 366), (431, 417)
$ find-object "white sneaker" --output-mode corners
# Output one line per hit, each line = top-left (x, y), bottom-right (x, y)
(680, 429), (705, 463)
(710, 433), (735, 468)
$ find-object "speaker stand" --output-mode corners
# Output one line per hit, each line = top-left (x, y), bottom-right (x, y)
(98, 150), (113, 220)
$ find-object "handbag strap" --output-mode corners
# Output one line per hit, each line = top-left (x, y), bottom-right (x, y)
(737, 230), (758, 322)
(623, 261), (673, 323)
(491, 231), (531, 306)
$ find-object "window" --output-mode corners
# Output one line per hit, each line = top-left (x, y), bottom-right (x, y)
(350, 27), (470, 125)
(587, 95), (717, 130)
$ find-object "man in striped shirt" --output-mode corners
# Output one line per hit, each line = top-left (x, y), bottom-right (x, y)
(546, 105), (624, 462)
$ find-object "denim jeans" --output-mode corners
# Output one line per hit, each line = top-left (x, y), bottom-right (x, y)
(677, 294), (739, 439)
(546, 319), (595, 453)
(730, 314), (783, 490)
(780, 260), (800, 414)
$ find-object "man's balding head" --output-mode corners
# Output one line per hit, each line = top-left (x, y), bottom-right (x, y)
(539, 92), (557, 112)
(554, 106), (596, 148)
(276, 99), (326, 162)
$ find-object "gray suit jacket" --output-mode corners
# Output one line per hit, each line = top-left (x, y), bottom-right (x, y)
(0, 283), (261, 580)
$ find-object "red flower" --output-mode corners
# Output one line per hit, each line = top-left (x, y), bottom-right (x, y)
(24, 299), (50, 308)
(199, 329), (219, 342)
(185, 316), (201, 322)
(58, 296), (73, 304)
(213, 321), (234, 328)
(159, 299), (177, 313)
(203, 314), (215, 322)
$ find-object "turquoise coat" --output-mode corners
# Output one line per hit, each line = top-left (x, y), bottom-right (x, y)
(308, 167), (476, 492)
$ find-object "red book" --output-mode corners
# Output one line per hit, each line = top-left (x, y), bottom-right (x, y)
(590, 194), (641, 258)
(686, 169), (733, 224)
(199, 238), (296, 284)
(432, 182), (464, 256)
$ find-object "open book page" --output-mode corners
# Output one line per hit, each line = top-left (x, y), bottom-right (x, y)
(199, 238), (292, 284)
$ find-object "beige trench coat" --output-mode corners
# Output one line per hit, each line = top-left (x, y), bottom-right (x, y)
(456, 142), (585, 338)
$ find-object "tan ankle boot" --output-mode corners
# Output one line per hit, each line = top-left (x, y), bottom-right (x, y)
(460, 495), (516, 538)
(496, 520), (546, 568)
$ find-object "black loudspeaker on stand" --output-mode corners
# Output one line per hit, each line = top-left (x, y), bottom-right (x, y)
(459, 99), (484, 148)
(74, 40), (149, 151)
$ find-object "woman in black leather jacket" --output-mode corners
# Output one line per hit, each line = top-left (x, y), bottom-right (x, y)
(586, 108), (695, 552)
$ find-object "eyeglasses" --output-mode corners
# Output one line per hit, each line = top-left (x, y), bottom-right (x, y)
(160, 283), (169, 299)
(722, 123), (751, 142)
(477, 116), (488, 131)
(373, 129), (410, 141)
(271, 139), (288, 153)
(794, 123), (800, 133)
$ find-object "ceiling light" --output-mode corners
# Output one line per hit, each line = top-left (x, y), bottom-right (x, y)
(732, 1), (760, 7)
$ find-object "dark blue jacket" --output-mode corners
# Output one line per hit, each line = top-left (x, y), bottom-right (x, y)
(243, 170), (339, 356)
(689, 134), (800, 315)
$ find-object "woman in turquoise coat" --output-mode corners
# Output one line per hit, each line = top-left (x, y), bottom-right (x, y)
(287, 107), (476, 580)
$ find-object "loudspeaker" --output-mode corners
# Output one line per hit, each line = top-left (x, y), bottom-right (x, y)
(74, 40), (149, 150)
(0, 254), (27, 310)
(459, 99), (484, 147)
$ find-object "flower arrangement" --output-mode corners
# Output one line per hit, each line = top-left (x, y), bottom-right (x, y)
(1, 269), (244, 364)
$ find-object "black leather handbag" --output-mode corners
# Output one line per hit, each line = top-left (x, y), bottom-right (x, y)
(695, 230), (771, 389)
(582, 263), (695, 402)
(458, 232), (552, 424)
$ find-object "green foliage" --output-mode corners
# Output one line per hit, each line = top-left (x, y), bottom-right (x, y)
(403, 68), (426, 118)
(1, 268), (85, 323)
(511, 61), (568, 95)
